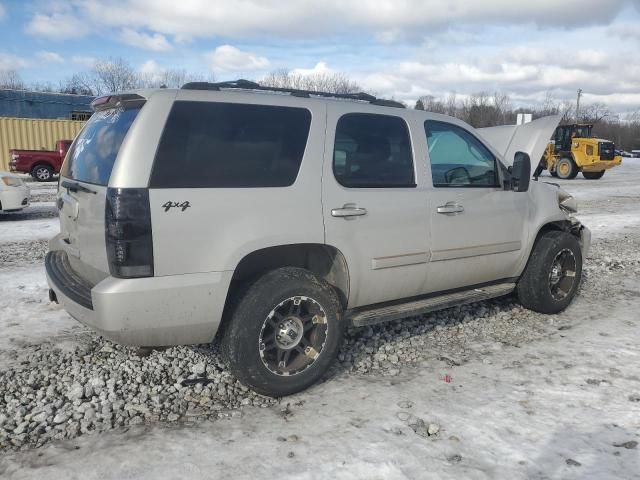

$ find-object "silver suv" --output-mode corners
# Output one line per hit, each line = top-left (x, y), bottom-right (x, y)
(46, 80), (590, 396)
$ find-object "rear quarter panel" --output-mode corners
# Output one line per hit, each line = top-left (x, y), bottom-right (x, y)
(144, 91), (327, 276)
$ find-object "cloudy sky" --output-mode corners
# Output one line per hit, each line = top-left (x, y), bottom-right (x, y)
(1, 0), (639, 112)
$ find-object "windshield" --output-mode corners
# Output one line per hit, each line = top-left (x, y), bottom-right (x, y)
(61, 106), (141, 186)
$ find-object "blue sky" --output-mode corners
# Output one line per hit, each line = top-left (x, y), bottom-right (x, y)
(1, 0), (639, 113)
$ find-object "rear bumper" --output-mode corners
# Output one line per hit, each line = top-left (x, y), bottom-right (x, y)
(0, 187), (30, 211)
(45, 250), (232, 346)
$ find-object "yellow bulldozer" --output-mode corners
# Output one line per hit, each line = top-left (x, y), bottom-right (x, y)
(540, 124), (622, 180)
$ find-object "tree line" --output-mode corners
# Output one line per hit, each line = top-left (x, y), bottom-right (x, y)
(1, 58), (639, 150)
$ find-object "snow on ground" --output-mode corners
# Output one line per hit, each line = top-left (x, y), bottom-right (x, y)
(1, 162), (639, 479)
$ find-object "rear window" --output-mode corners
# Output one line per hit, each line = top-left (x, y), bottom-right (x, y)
(149, 101), (312, 188)
(61, 106), (141, 186)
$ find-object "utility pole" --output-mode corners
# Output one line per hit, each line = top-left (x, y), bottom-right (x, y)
(576, 88), (582, 122)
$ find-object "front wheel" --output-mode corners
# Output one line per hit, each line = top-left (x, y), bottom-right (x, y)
(582, 170), (605, 180)
(221, 267), (344, 397)
(555, 157), (578, 179)
(517, 231), (582, 314)
(31, 165), (54, 182)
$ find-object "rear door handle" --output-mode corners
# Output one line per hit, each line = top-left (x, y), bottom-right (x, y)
(436, 202), (464, 215)
(331, 206), (367, 218)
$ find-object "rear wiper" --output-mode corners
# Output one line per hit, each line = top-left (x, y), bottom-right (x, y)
(61, 180), (97, 195)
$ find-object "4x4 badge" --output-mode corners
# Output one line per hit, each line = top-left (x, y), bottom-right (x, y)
(162, 201), (191, 212)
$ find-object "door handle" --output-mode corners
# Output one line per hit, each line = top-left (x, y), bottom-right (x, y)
(436, 202), (464, 215)
(331, 206), (367, 218)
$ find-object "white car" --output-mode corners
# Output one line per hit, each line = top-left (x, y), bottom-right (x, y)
(0, 172), (30, 212)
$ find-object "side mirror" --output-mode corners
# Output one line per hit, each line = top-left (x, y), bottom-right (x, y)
(511, 151), (531, 192)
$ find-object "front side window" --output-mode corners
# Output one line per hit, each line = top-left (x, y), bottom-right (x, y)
(333, 113), (415, 188)
(150, 101), (311, 188)
(424, 120), (498, 187)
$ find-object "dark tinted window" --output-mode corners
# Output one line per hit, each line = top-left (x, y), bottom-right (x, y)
(333, 113), (415, 188)
(424, 121), (498, 187)
(150, 102), (311, 188)
(62, 107), (141, 185)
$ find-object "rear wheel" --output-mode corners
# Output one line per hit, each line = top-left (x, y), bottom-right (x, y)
(221, 267), (344, 397)
(31, 164), (54, 182)
(582, 170), (605, 180)
(555, 157), (578, 179)
(517, 231), (582, 314)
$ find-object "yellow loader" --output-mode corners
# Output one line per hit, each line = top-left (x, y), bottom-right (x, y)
(541, 124), (622, 180)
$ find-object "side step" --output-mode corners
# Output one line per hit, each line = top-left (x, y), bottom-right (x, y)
(347, 282), (516, 327)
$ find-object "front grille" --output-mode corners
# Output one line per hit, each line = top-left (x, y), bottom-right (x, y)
(599, 142), (615, 160)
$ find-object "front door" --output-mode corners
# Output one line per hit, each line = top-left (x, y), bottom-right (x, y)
(322, 106), (430, 308)
(423, 119), (529, 292)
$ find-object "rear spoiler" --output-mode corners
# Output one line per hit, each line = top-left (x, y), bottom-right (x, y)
(91, 93), (145, 111)
(477, 115), (561, 165)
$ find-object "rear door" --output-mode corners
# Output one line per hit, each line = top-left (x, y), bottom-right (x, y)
(322, 105), (430, 308)
(423, 119), (528, 292)
(58, 101), (143, 284)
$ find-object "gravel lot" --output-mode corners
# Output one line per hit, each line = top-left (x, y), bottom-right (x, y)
(0, 165), (639, 478)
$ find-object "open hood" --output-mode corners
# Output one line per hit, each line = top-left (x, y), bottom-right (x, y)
(478, 115), (561, 166)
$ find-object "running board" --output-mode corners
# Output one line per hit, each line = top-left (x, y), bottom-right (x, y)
(347, 282), (516, 327)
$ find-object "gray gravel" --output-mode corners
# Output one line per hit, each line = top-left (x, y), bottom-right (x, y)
(0, 229), (637, 452)
(0, 240), (48, 268)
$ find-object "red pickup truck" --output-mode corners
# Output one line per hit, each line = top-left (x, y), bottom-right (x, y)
(9, 140), (72, 182)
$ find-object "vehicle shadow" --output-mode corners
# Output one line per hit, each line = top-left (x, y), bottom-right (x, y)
(0, 204), (58, 221)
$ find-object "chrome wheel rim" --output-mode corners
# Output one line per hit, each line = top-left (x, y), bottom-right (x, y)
(548, 248), (577, 300)
(259, 296), (329, 377)
(35, 167), (50, 180)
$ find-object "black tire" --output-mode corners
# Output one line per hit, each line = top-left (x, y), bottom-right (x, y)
(221, 267), (344, 397)
(582, 170), (605, 180)
(517, 231), (582, 314)
(31, 164), (54, 182)
(555, 157), (578, 179)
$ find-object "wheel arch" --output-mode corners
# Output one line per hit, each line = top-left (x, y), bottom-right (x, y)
(519, 219), (578, 276)
(220, 243), (350, 328)
(31, 161), (55, 172)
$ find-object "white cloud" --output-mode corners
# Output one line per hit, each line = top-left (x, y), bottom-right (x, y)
(120, 28), (172, 52)
(291, 62), (333, 76)
(36, 51), (64, 64)
(71, 56), (97, 68)
(0, 53), (30, 70)
(0, 3), (5, 19)
(25, 12), (89, 39)
(138, 59), (165, 82)
(77, 0), (637, 40)
(207, 45), (270, 72)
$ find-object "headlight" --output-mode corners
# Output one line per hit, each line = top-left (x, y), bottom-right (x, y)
(558, 188), (578, 213)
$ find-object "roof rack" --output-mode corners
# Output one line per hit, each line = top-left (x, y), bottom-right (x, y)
(180, 79), (405, 109)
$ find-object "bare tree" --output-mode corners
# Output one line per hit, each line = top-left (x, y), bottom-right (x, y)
(260, 69), (362, 94)
(415, 95), (446, 114)
(0, 69), (25, 89)
(59, 73), (95, 95)
(137, 69), (215, 89)
(91, 57), (138, 95)
(580, 102), (612, 124)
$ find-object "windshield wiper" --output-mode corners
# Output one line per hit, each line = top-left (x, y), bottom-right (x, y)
(61, 180), (97, 195)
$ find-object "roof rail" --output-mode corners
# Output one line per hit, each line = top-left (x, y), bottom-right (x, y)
(180, 79), (405, 109)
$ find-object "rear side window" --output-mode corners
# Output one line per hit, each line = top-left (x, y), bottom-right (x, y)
(333, 113), (415, 188)
(62, 107), (141, 186)
(150, 102), (312, 188)
(424, 120), (498, 187)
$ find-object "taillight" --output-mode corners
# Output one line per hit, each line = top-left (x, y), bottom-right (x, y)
(105, 188), (154, 278)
